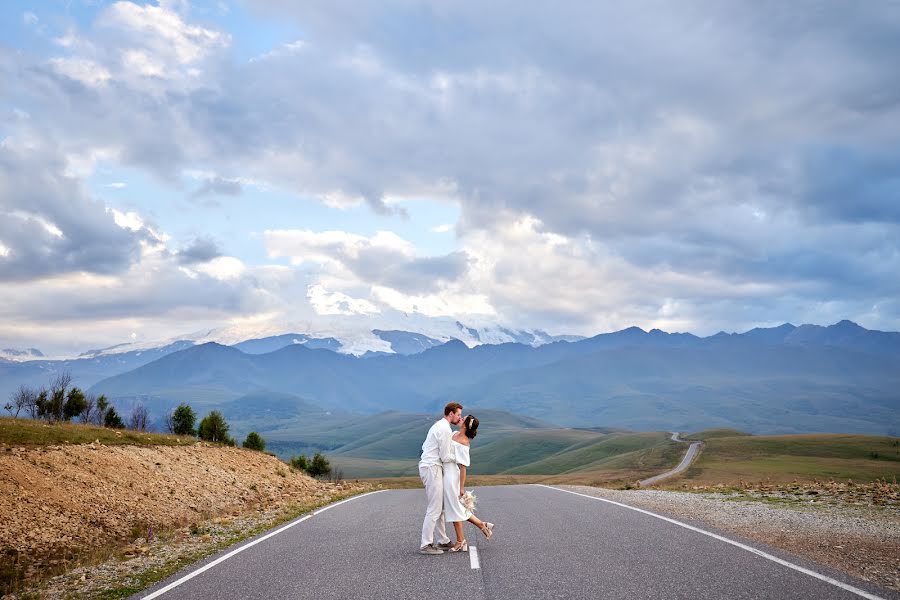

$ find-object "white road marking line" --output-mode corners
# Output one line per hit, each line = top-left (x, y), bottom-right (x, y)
(535, 485), (886, 600)
(469, 545), (480, 569)
(140, 490), (387, 599)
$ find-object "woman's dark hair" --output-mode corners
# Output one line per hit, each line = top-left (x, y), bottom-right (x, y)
(463, 414), (479, 439)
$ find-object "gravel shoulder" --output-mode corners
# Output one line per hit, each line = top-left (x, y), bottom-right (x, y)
(560, 484), (900, 593)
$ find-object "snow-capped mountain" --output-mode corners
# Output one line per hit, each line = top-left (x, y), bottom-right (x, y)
(32, 315), (584, 361)
(1, 347), (45, 362)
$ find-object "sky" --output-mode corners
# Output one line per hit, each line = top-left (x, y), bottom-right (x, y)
(1, 0), (899, 355)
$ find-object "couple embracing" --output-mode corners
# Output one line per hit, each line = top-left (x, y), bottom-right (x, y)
(419, 402), (495, 555)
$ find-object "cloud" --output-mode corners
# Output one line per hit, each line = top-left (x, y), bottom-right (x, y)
(307, 284), (379, 316)
(3, 0), (900, 344)
(0, 143), (143, 282)
(190, 176), (243, 199)
(264, 229), (471, 294)
(176, 237), (222, 264)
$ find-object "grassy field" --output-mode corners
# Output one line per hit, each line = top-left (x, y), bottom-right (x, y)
(331, 430), (683, 483)
(0, 416), (196, 447)
(673, 432), (900, 486)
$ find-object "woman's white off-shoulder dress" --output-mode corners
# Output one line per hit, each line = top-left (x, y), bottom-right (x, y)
(443, 439), (472, 522)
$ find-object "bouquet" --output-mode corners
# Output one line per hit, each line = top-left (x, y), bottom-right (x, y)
(460, 490), (477, 513)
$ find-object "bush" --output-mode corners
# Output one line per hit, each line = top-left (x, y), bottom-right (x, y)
(172, 403), (197, 436)
(63, 387), (87, 421)
(198, 411), (230, 443)
(290, 455), (309, 471)
(104, 406), (125, 429)
(242, 431), (265, 451)
(307, 452), (331, 477)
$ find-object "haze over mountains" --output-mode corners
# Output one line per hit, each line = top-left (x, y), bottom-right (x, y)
(4, 319), (896, 438)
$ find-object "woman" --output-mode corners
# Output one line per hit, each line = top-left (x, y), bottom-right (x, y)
(443, 414), (495, 552)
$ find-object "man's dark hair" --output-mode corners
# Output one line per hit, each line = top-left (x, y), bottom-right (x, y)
(444, 402), (463, 416)
(463, 415), (479, 439)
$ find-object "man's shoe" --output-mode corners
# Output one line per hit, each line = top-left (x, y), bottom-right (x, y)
(419, 544), (444, 555)
(436, 541), (454, 550)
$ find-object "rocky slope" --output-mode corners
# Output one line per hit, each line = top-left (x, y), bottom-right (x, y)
(0, 440), (368, 591)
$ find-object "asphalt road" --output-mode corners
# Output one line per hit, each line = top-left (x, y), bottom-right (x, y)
(639, 431), (704, 487)
(132, 485), (897, 600)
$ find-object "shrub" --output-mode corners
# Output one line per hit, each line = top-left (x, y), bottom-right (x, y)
(104, 406), (125, 429)
(290, 455), (309, 471)
(307, 452), (332, 478)
(172, 403), (197, 436)
(198, 411), (230, 443)
(242, 432), (265, 451)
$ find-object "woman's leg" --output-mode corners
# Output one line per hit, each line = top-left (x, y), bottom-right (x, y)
(467, 514), (484, 528)
(453, 521), (465, 542)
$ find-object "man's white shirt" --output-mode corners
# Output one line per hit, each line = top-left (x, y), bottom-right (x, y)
(419, 418), (454, 466)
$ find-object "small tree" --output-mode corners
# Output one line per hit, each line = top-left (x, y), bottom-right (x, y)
(129, 404), (150, 431)
(307, 452), (332, 477)
(198, 411), (230, 443)
(242, 431), (265, 451)
(63, 387), (87, 421)
(80, 394), (96, 423)
(95, 395), (109, 426)
(290, 455), (309, 472)
(172, 403), (197, 436)
(9, 385), (36, 418)
(104, 406), (125, 429)
(34, 389), (49, 420)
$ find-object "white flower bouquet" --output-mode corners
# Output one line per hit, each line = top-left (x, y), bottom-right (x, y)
(461, 490), (477, 513)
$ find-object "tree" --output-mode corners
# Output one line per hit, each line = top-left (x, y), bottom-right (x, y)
(34, 389), (49, 420)
(172, 403), (197, 436)
(80, 394), (96, 424)
(290, 455), (309, 472)
(104, 406), (125, 429)
(198, 411), (230, 443)
(95, 395), (109, 426)
(129, 404), (150, 431)
(242, 431), (265, 451)
(307, 452), (332, 477)
(63, 387), (87, 421)
(8, 385), (36, 418)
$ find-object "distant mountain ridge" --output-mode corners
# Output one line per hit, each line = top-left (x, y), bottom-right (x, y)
(4, 320), (899, 435)
(83, 320), (900, 436)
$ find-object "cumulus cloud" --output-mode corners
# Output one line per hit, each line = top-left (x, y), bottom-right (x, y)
(3, 0), (900, 346)
(176, 237), (222, 264)
(264, 229), (471, 294)
(0, 143), (143, 281)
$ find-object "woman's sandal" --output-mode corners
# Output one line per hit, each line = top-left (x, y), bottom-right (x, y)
(450, 539), (469, 552)
(480, 522), (494, 540)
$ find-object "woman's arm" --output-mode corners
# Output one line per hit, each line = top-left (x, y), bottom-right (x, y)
(459, 464), (467, 496)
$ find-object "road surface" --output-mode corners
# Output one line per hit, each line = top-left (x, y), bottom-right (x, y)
(131, 485), (895, 600)
(639, 431), (704, 487)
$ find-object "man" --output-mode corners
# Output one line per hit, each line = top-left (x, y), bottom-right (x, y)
(418, 401), (463, 555)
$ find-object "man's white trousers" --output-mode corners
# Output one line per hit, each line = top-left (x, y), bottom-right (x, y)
(419, 463), (450, 548)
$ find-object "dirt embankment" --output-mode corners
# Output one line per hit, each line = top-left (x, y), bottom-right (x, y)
(0, 440), (367, 585)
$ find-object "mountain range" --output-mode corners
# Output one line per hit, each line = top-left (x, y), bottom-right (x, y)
(2, 320), (899, 436)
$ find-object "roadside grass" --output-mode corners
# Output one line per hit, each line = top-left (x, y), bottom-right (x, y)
(0, 416), (195, 447)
